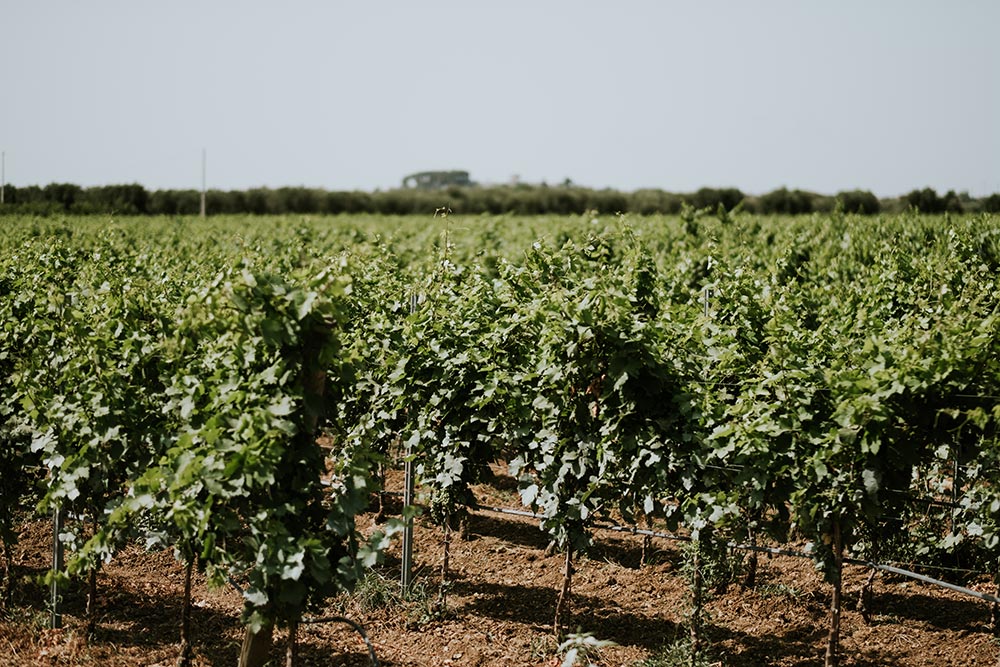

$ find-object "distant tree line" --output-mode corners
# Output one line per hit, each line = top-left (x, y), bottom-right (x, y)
(1, 182), (998, 217)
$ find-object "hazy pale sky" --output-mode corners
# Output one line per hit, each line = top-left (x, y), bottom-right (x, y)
(2, 1), (998, 197)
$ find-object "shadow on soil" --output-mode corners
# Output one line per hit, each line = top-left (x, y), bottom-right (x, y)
(9, 572), (395, 667)
(464, 510), (684, 573)
(706, 623), (907, 667)
(864, 588), (992, 632)
(452, 576), (680, 651)
(463, 512), (552, 551)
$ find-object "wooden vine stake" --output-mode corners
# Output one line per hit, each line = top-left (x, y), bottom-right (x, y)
(993, 577), (1000, 667)
(1, 539), (11, 608)
(858, 527), (880, 625)
(82, 511), (102, 637)
(238, 623), (273, 667)
(553, 548), (574, 638)
(858, 566), (877, 625)
(824, 520), (844, 667)
(439, 518), (452, 611)
(51, 506), (63, 630)
(285, 621), (298, 667)
(176, 553), (195, 667)
(991, 572), (999, 637)
(85, 565), (99, 636)
(640, 515), (653, 568)
(742, 516), (759, 590)
(689, 540), (704, 666)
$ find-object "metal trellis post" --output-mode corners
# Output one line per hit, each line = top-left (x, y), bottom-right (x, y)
(400, 293), (418, 594)
(51, 506), (63, 629)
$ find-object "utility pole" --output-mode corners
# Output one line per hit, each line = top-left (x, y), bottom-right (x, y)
(200, 148), (206, 217)
(1, 151), (5, 205)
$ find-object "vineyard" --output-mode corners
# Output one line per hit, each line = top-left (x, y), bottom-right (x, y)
(2, 210), (1000, 666)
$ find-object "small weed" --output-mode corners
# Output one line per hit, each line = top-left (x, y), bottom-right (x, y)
(350, 569), (401, 613)
(632, 638), (719, 667)
(871, 613), (902, 625)
(755, 582), (803, 599)
(530, 634), (557, 661)
(1, 602), (48, 629)
(558, 632), (616, 667)
(403, 579), (450, 628)
(334, 569), (448, 629)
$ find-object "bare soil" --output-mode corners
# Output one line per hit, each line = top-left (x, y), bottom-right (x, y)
(2, 467), (998, 666)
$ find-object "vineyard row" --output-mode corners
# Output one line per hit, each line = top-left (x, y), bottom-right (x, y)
(1, 211), (999, 665)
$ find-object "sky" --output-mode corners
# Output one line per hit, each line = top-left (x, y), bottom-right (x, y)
(2, 1), (998, 198)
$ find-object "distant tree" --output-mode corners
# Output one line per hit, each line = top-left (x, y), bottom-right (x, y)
(43, 183), (82, 212)
(626, 189), (679, 215)
(688, 187), (744, 211)
(242, 188), (271, 215)
(75, 184), (149, 215)
(904, 188), (945, 213)
(835, 190), (881, 215)
(586, 189), (628, 215)
(941, 190), (964, 213)
(149, 189), (200, 215)
(758, 187), (816, 214)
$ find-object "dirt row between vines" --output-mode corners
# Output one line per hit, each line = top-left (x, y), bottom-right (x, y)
(2, 467), (999, 666)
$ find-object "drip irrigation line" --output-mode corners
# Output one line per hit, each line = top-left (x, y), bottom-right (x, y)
(882, 489), (962, 509)
(602, 523), (688, 543)
(686, 377), (1000, 403)
(395, 476), (997, 582)
(480, 505), (541, 521)
(703, 463), (745, 473)
(479, 504), (816, 558)
(692, 462), (1000, 487)
(726, 541), (814, 560)
(475, 504), (1000, 605)
(227, 576), (245, 595)
(848, 561), (1000, 605)
(870, 559), (994, 577)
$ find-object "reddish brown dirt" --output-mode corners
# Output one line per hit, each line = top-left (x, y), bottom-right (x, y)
(2, 468), (998, 666)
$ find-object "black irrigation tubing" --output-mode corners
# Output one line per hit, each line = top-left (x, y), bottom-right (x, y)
(882, 489), (963, 509)
(689, 374), (1000, 401)
(385, 480), (987, 517)
(685, 376), (1000, 403)
(844, 560), (1000, 605)
(413, 497), (994, 572)
(462, 503), (995, 576)
(478, 504), (813, 559)
(227, 576), (246, 595)
(475, 504), (1000, 605)
(870, 559), (994, 577)
(226, 578), (379, 666)
(701, 462), (1000, 484)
